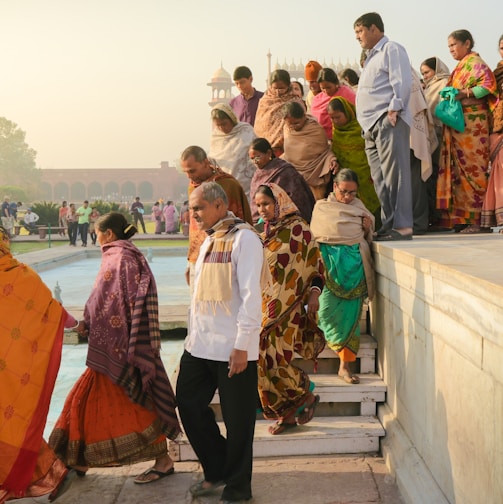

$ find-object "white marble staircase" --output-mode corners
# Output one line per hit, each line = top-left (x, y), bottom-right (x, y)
(170, 305), (386, 461)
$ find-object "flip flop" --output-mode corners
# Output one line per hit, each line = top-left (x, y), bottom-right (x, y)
(297, 394), (320, 425)
(374, 229), (412, 241)
(268, 420), (297, 435)
(339, 373), (360, 384)
(134, 467), (175, 484)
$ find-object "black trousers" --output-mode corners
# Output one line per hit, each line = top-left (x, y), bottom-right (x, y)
(68, 221), (78, 245)
(176, 350), (257, 501)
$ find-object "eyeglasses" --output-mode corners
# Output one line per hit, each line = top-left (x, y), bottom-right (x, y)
(336, 185), (358, 197)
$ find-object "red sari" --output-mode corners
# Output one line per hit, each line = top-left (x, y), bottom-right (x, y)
(49, 240), (181, 467)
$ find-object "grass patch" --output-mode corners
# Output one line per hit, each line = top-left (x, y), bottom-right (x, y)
(10, 239), (188, 255)
(11, 241), (68, 254)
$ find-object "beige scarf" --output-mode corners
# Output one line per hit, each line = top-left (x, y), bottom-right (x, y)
(195, 214), (271, 313)
(310, 194), (375, 300)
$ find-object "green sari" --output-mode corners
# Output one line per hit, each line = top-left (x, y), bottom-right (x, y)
(318, 243), (367, 356)
(330, 96), (380, 217)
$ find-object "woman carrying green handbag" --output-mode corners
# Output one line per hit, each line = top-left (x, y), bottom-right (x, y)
(436, 29), (498, 234)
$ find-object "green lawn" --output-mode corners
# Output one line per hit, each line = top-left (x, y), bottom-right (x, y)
(10, 239), (188, 255)
(10, 241), (68, 254)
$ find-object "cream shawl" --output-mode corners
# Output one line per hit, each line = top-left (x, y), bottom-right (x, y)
(310, 194), (375, 300)
(209, 121), (257, 199)
(410, 69), (439, 181)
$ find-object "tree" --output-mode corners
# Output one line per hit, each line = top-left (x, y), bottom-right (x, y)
(0, 117), (41, 197)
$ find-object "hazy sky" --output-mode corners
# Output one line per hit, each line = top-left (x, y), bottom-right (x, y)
(2, 0), (502, 170)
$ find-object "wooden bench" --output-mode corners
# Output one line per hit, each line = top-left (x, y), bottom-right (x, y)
(38, 226), (66, 239)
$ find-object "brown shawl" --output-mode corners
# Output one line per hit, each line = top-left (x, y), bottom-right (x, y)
(282, 115), (335, 187)
(254, 88), (305, 149)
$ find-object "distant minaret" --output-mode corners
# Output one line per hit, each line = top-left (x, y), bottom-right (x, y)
(267, 49), (272, 87)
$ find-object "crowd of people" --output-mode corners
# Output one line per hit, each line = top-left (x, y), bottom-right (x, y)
(2, 10), (502, 504)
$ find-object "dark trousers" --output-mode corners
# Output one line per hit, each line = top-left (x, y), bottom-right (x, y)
(78, 222), (89, 245)
(176, 350), (257, 501)
(364, 114), (413, 231)
(68, 221), (78, 245)
(410, 151), (429, 235)
(133, 212), (146, 233)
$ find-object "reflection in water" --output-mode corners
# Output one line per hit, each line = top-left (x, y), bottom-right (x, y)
(39, 255), (189, 306)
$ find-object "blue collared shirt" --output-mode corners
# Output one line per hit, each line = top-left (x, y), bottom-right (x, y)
(356, 36), (412, 132)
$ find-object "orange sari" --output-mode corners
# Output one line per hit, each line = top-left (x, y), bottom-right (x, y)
(0, 252), (68, 502)
(437, 52), (498, 226)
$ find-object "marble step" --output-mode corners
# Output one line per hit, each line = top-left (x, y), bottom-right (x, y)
(170, 416), (385, 461)
(210, 373), (386, 419)
(294, 333), (377, 374)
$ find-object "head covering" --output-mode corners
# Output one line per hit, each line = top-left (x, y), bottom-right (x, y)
(305, 60), (322, 81)
(0, 226), (11, 256)
(267, 183), (299, 221)
(212, 102), (238, 125)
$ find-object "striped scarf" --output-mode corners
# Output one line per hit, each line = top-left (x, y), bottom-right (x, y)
(195, 214), (270, 314)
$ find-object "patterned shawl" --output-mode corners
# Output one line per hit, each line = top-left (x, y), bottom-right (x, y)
(330, 97), (380, 215)
(249, 157), (316, 224)
(310, 194), (375, 300)
(0, 232), (65, 496)
(187, 167), (252, 263)
(209, 121), (257, 198)
(492, 61), (503, 133)
(84, 239), (180, 439)
(282, 115), (335, 187)
(448, 52), (498, 112)
(259, 184), (325, 359)
(254, 87), (305, 149)
(423, 57), (450, 130)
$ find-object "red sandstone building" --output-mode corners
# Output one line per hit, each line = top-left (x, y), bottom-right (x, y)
(40, 161), (188, 204)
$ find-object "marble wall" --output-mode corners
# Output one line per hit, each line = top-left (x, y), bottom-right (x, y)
(371, 241), (503, 504)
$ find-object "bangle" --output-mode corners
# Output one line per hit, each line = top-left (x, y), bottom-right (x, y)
(466, 88), (470, 98)
(70, 319), (80, 329)
(310, 286), (322, 294)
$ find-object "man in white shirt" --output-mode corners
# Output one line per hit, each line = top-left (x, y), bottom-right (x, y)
(176, 182), (264, 504)
(22, 208), (39, 234)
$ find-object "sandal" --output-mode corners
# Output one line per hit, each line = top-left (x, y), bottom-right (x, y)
(297, 394), (320, 425)
(268, 420), (297, 435)
(339, 373), (360, 384)
(459, 225), (492, 234)
(134, 466), (174, 484)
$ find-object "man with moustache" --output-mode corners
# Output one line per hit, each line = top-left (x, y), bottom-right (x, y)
(176, 182), (264, 504)
(180, 145), (252, 289)
(354, 12), (414, 241)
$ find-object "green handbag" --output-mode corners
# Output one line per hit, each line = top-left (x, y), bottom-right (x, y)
(434, 86), (465, 133)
